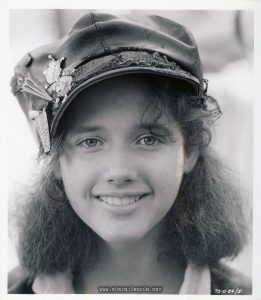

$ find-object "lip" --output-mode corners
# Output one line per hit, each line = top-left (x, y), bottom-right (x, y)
(93, 192), (150, 215)
(94, 191), (149, 197)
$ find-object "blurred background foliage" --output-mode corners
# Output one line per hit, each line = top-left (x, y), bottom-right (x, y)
(9, 10), (253, 277)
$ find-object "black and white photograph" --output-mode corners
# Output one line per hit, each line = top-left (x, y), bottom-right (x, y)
(6, 6), (258, 296)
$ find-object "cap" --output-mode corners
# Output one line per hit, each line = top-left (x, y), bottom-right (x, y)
(11, 12), (207, 153)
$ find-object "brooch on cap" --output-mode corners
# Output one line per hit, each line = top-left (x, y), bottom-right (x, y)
(18, 55), (75, 153)
(44, 55), (75, 102)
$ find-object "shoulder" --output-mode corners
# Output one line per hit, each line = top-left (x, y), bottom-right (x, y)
(8, 266), (34, 294)
(8, 263), (252, 295)
(210, 262), (252, 295)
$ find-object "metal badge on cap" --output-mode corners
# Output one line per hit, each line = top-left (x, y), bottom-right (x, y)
(20, 55), (75, 153)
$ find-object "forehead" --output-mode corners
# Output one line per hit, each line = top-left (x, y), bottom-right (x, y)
(64, 75), (173, 130)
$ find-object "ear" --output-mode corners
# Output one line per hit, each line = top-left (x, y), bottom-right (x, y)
(184, 150), (199, 174)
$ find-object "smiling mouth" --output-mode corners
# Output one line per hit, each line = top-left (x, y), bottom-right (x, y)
(96, 195), (146, 206)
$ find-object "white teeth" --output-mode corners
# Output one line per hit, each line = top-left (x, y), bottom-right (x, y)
(99, 196), (141, 206)
(108, 198), (114, 205)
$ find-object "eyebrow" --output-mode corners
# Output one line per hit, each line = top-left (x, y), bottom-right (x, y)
(70, 126), (104, 134)
(138, 122), (173, 136)
(70, 123), (174, 137)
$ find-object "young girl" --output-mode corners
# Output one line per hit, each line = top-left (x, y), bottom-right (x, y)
(9, 12), (251, 294)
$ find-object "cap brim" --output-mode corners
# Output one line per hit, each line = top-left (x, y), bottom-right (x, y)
(50, 50), (200, 136)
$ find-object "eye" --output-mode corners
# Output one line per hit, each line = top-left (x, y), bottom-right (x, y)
(80, 138), (102, 148)
(138, 135), (161, 146)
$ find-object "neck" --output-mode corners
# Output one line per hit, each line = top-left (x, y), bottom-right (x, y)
(95, 224), (161, 270)
(75, 222), (185, 293)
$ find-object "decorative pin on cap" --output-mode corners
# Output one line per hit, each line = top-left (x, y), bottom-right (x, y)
(18, 55), (76, 153)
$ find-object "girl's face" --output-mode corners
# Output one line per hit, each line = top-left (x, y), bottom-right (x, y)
(59, 76), (194, 244)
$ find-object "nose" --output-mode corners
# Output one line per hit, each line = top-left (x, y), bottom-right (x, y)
(102, 149), (137, 186)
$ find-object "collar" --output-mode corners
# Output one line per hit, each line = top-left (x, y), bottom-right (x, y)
(32, 262), (211, 294)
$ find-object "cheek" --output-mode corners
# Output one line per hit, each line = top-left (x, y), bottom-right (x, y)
(150, 144), (185, 186)
(59, 152), (96, 200)
(142, 144), (185, 209)
(160, 146), (185, 202)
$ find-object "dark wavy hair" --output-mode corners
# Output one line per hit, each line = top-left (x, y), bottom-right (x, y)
(15, 75), (249, 280)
